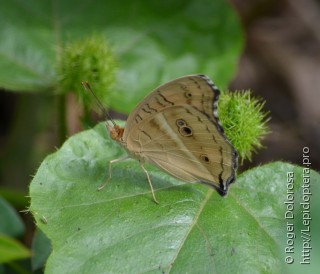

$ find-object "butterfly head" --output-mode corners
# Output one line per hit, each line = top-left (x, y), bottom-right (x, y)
(81, 82), (124, 143)
(107, 124), (124, 142)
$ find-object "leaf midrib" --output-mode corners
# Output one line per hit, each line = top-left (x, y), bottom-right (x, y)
(165, 188), (214, 273)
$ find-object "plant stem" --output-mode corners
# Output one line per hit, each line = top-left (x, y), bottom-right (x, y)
(58, 94), (67, 146)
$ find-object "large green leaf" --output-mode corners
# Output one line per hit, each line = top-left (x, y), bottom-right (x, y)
(0, 0), (243, 112)
(29, 123), (320, 273)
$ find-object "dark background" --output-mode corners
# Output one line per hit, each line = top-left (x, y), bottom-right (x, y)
(230, 0), (320, 171)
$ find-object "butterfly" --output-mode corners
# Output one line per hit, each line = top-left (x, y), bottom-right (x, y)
(83, 75), (238, 204)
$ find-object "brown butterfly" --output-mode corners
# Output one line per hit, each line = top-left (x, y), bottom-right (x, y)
(84, 75), (237, 203)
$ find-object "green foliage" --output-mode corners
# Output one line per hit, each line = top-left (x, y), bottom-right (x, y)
(0, 0), (243, 112)
(0, 197), (30, 264)
(1, 0), (275, 273)
(0, 197), (24, 237)
(29, 123), (320, 273)
(0, 234), (31, 264)
(31, 229), (52, 271)
(57, 35), (116, 109)
(219, 90), (270, 163)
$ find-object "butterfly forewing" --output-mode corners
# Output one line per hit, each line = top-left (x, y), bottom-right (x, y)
(123, 75), (219, 140)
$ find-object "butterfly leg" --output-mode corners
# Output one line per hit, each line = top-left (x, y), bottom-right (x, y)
(140, 164), (159, 204)
(98, 156), (129, 191)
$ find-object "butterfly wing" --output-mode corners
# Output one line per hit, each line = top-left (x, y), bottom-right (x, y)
(123, 75), (237, 195)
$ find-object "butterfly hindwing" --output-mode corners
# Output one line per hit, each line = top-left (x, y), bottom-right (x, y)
(125, 104), (237, 195)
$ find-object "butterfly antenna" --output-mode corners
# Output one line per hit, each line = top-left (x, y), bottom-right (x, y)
(81, 81), (116, 127)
